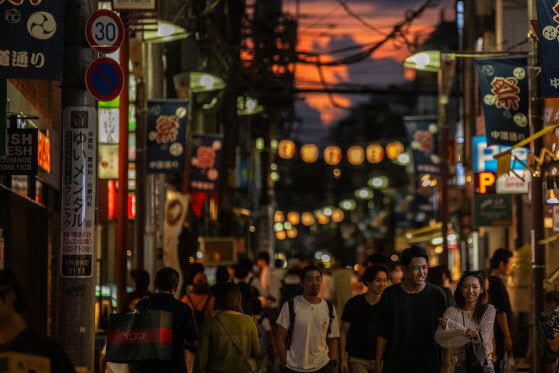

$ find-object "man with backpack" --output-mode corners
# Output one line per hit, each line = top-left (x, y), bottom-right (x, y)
(276, 265), (340, 373)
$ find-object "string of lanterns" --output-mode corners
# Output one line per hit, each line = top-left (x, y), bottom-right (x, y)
(277, 140), (408, 165)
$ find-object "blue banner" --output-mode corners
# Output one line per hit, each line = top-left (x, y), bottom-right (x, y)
(403, 116), (440, 176)
(146, 99), (188, 174)
(0, 1), (65, 80)
(189, 134), (223, 192)
(475, 58), (529, 147)
(536, 0), (559, 97)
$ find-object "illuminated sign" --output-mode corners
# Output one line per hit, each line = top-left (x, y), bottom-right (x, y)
(475, 172), (496, 194)
(38, 130), (50, 173)
(473, 136), (528, 173)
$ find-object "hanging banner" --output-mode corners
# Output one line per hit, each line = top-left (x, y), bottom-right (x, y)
(146, 99), (188, 174)
(163, 190), (189, 273)
(189, 134), (223, 192)
(403, 116), (440, 176)
(0, 1), (65, 80)
(475, 58), (529, 147)
(536, 0), (559, 97)
(60, 107), (97, 278)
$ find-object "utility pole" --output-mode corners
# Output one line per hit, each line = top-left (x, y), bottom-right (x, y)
(57, 0), (96, 370)
(116, 26), (130, 313)
(528, 29), (545, 373)
(134, 77), (145, 269)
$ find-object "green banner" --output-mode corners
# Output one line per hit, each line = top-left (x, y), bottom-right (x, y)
(0, 79), (6, 157)
(474, 194), (513, 227)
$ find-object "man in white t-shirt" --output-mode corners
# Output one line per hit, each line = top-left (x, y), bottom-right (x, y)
(276, 265), (340, 373)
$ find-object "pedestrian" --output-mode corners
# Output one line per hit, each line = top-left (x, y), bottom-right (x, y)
(234, 262), (262, 313)
(268, 259), (287, 309)
(375, 245), (450, 373)
(427, 265), (455, 307)
(182, 272), (214, 373)
(318, 262), (334, 303)
(257, 252), (272, 295)
(122, 269), (152, 312)
(193, 282), (260, 373)
(548, 303), (559, 372)
(435, 271), (496, 372)
(181, 263), (205, 298)
(487, 248), (514, 373)
(0, 270), (75, 373)
(387, 262), (403, 285)
(280, 267), (302, 306)
(276, 264), (340, 373)
(339, 264), (388, 373)
(135, 267), (199, 373)
(247, 297), (277, 372)
(210, 265), (231, 295)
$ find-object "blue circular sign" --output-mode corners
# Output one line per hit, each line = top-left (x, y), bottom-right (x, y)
(85, 57), (124, 102)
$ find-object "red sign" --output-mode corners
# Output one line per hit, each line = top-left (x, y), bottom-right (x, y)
(85, 57), (124, 102)
(38, 130), (50, 173)
(86, 9), (124, 54)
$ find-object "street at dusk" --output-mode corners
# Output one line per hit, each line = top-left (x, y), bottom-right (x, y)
(1, 0), (559, 372)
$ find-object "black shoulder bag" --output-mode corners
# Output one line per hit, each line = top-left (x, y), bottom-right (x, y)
(462, 310), (487, 373)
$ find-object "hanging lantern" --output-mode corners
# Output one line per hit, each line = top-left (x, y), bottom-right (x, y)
(339, 199), (356, 211)
(366, 144), (384, 163)
(317, 213), (330, 224)
(332, 208), (344, 222)
(301, 144), (319, 163)
(301, 212), (315, 226)
(278, 140), (296, 159)
(274, 211), (285, 223)
(324, 146), (342, 165)
(347, 146), (365, 165)
(287, 228), (298, 238)
(386, 141), (404, 160)
(287, 212), (300, 225)
(276, 230), (287, 240)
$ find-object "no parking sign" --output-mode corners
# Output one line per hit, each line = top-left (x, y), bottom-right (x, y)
(85, 57), (124, 102)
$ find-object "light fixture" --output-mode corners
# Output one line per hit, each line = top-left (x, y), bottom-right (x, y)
(287, 228), (298, 238)
(321, 254), (331, 262)
(287, 212), (300, 225)
(368, 176), (388, 189)
(283, 222), (293, 230)
(189, 72), (226, 93)
(323, 207), (333, 216)
(143, 21), (189, 43)
(278, 140), (296, 159)
(274, 211), (285, 223)
(302, 212), (315, 226)
(355, 187), (373, 199)
(276, 230), (287, 240)
(403, 51), (442, 72)
(274, 223), (284, 232)
(339, 199), (356, 211)
(238, 96), (264, 115)
(332, 209), (344, 222)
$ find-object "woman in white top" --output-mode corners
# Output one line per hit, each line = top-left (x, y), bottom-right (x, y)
(435, 271), (496, 373)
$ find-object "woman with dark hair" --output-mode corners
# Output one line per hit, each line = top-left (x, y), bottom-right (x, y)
(427, 265), (455, 307)
(193, 282), (260, 373)
(435, 271), (496, 373)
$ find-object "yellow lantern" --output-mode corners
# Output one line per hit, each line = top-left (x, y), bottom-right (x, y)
(301, 144), (319, 163)
(317, 213), (330, 224)
(386, 141), (404, 160)
(324, 146), (342, 165)
(274, 211), (285, 223)
(347, 146), (365, 165)
(287, 228), (297, 238)
(287, 212), (300, 225)
(332, 208), (344, 223)
(366, 144), (384, 163)
(301, 212), (315, 226)
(276, 230), (287, 240)
(278, 140), (296, 159)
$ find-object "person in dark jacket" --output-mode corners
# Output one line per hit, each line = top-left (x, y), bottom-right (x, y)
(135, 267), (199, 373)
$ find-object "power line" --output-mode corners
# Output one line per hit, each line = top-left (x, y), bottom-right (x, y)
(336, 0), (386, 36)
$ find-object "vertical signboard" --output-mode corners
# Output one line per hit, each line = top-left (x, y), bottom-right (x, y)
(189, 134), (224, 192)
(60, 107), (97, 278)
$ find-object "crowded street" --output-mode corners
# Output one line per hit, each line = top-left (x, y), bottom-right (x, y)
(1, 0), (559, 372)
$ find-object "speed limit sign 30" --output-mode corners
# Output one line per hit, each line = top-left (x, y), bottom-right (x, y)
(86, 9), (124, 54)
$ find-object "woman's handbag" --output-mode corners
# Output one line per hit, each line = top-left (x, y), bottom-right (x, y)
(215, 313), (264, 373)
(463, 310), (488, 373)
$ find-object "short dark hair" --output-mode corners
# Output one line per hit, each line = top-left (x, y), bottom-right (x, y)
(246, 297), (262, 315)
(131, 269), (150, 290)
(0, 270), (26, 314)
(274, 259), (284, 268)
(154, 267), (180, 292)
(234, 263), (250, 280)
(301, 265), (322, 280)
(490, 248), (513, 270)
(213, 282), (243, 313)
(400, 245), (429, 268)
(257, 252), (270, 264)
(215, 266), (230, 284)
(187, 263), (205, 285)
(362, 264), (389, 285)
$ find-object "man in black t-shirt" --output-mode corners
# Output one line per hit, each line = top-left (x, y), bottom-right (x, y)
(340, 265), (388, 373)
(487, 248), (514, 373)
(375, 246), (449, 373)
(135, 267), (199, 373)
(0, 270), (75, 373)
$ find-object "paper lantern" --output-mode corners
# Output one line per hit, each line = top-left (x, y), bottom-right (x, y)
(386, 142), (404, 160)
(301, 144), (319, 163)
(301, 212), (315, 226)
(332, 208), (344, 222)
(287, 212), (300, 225)
(287, 228), (297, 238)
(278, 140), (296, 159)
(366, 144), (384, 163)
(347, 146), (365, 165)
(324, 146), (342, 165)
(274, 211), (285, 223)
(339, 199), (356, 211)
(276, 230), (287, 240)
(317, 213), (330, 224)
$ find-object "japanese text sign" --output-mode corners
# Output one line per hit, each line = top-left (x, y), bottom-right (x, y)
(403, 116), (440, 176)
(475, 58), (529, 147)
(0, 128), (37, 175)
(536, 0), (559, 97)
(0, 1), (65, 80)
(60, 107), (97, 278)
(146, 99), (188, 174)
(189, 134), (223, 193)
(474, 194), (512, 227)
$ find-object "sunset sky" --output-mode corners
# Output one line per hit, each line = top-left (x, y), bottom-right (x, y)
(282, 0), (454, 140)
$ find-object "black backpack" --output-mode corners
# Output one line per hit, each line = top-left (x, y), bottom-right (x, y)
(238, 278), (260, 313)
(280, 280), (302, 306)
(285, 298), (334, 350)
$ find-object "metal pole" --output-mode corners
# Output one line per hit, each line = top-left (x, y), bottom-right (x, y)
(57, 0), (96, 369)
(116, 27), (130, 313)
(0, 78), (6, 158)
(134, 77), (145, 269)
(529, 31), (545, 373)
(438, 67), (449, 266)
